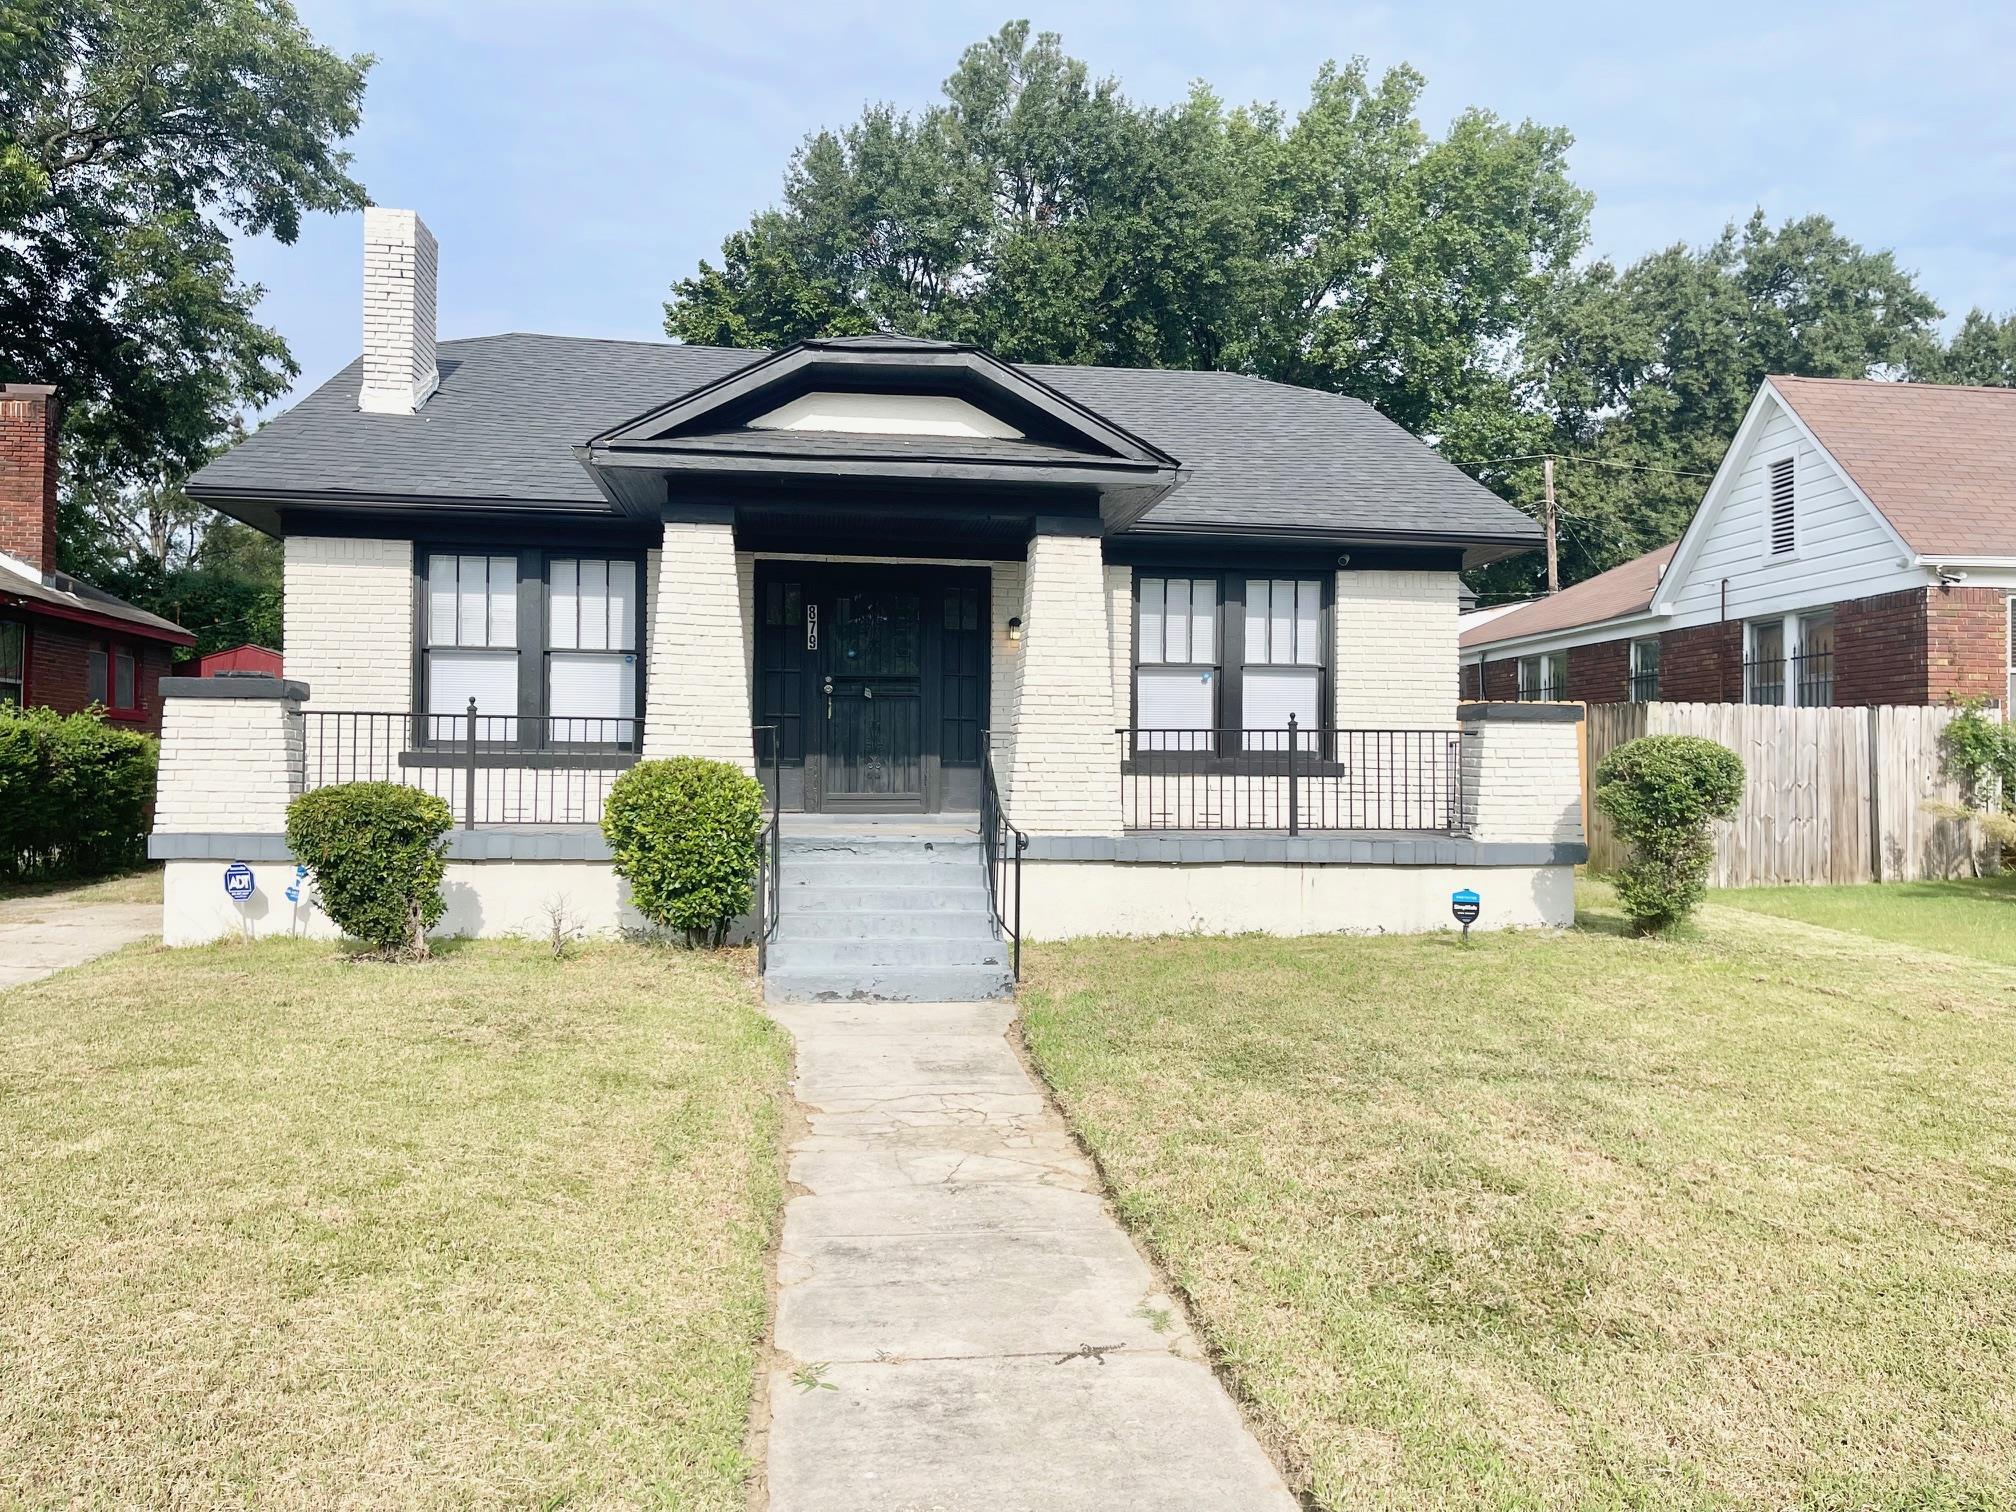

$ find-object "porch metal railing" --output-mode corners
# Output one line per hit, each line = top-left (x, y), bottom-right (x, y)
(1119, 717), (1468, 835)
(752, 725), (781, 973)
(301, 701), (638, 827)
(980, 731), (1026, 981)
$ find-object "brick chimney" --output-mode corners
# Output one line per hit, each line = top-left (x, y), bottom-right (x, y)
(358, 207), (440, 415)
(0, 383), (59, 573)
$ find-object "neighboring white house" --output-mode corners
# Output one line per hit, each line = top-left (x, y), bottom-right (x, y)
(152, 208), (1586, 993)
(1463, 376), (2016, 711)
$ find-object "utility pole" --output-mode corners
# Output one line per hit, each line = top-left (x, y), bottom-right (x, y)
(1543, 456), (1559, 594)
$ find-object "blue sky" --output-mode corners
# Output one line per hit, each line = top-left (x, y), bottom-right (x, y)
(238, 0), (2016, 409)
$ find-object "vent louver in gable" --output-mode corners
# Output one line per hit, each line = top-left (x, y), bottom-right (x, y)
(1768, 454), (1797, 555)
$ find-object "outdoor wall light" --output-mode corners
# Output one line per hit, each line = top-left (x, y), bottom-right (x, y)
(1007, 616), (1023, 642)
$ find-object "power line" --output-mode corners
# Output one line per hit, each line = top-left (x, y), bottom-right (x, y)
(1441, 450), (1716, 479)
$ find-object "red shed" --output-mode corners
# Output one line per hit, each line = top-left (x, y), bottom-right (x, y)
(196, 643), (284, 678)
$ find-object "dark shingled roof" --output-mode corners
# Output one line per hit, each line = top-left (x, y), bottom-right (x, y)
(0, 557), (195, 643)
(192, 332), (1540, 546)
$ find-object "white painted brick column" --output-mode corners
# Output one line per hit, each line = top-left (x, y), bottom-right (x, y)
(152, 679), (309, 836)
(1002, 532), (1122, 835)
(1335, 569), (1461, 728)
(644, 518), (754, 772)
(1459, 707), (1584, 845)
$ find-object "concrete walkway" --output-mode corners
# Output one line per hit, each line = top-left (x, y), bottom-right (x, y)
(762, 1000), (1298, 1511)
(0, 895), (157, 991)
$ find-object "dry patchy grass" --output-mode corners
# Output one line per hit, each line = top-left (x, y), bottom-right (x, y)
(0, 864), (163, 904)
(0, 936), (787, 1508)
(1020, 894), (2016, 1510)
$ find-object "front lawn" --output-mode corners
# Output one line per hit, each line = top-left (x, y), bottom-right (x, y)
(1, 937), (786, 1508)
(1021, 896), (2016, 1510)
(1715, 872), (2016, 967)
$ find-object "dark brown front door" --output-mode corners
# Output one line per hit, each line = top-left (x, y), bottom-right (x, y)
(753, 563), (987, 814)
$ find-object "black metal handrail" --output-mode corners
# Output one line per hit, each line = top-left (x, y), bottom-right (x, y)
(752, 724), (781, 974)
(1119, 717), (1467, 834)
(980, 730), (1026, 982)
(302, 701), (640, 827)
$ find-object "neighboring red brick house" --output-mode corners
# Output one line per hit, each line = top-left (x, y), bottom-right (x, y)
(2, 383), (195, 731)
(1462, 377), (2016, 710)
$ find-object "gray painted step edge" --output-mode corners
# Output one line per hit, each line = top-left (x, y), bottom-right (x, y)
(763, 963), (1015, 1005)
(783, 885), (991, 912)
(767, 938), (1008, 970)
(778, 910), (999, 941)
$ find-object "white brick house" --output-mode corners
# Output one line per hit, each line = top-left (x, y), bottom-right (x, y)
(156, 208), (1584, 970)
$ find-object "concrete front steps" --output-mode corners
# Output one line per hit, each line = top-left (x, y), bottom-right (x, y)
(763, 830), (1013, 1004)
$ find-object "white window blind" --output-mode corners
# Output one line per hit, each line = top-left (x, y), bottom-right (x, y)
(548, 558), (638, 737)
(1241, 578), (1322, 748)
(1243, 578), (1321, 665)
(1136, 576), (1218, 748)
(427, 554), (517, 647)
(549, 558), (638, 651)
(1243, 667), (1320, 749)
(1136, 577), (1216, 665)
(1768, 456), (1797, 555)
(1136, 667), (1215, 750)
(427, 649), (519, 739)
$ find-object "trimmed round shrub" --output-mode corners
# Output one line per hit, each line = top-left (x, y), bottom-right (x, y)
(0, 705), (157, 881)
(602, 757), (764, 946)
(286, 782), (453, 956)
(1594, 735), (1744, 934)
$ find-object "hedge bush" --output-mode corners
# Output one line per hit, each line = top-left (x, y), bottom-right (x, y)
(1594, 734), (1745, 934)
(286, 782), (453, 956)
(602, 757), (765, 946)
(0, 705), (157, 882)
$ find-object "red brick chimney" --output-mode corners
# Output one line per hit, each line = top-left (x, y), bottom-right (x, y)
(0, 383), (59, 573)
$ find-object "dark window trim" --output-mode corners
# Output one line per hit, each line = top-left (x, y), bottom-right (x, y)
(414, 544), (648, 752)
(0, 615), (27, 707)
(1124, 566), (1334, 771)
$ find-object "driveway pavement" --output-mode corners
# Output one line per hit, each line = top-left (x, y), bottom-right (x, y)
(762, 999), (1297, 1511)
(0, 895), (158, 990)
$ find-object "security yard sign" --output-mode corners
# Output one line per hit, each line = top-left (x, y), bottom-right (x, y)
(223, 861), (255, 902)
(1451, 887), (1480, 944)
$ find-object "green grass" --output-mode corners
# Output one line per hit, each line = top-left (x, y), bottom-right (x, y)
(0, 936), (787, 1508)
(1714, 872), (2016, 967)
(0, 863), (163, 904)
(1020, 894), (2016, 1510)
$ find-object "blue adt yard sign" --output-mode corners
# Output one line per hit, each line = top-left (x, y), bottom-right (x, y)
(1451, 887), (1481, 944)
(223, 861), (255, 902)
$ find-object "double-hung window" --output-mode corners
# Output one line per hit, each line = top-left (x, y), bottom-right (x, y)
(425, 554), (520, 740)
(1744, 620), (1785, 706)
(1132, 572), (1329, 753)
(85, 638), (139, 716)
(547, 557), (639, 743)
(1794, 611), (1834, 706)
(0, 619), (23, 707)
(422, 550), (642, 747)
(1517, 651), (1566, 701)
(1628, 638), (1660, 703)
(1135, 575), (1219, 751)
(1242, 578), (1324, 750)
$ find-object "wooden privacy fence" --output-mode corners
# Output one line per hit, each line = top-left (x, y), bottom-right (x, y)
(1582, 702), (1993, 887)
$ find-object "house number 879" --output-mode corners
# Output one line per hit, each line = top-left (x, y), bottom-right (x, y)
(805, 604), (819, 651)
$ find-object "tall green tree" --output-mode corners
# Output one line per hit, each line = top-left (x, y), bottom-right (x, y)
(1465, 212), (1949, 601)
(668, 22), (1590, 447)
(1918, 308), (2016, 387)
(0, 0), (368, 627)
